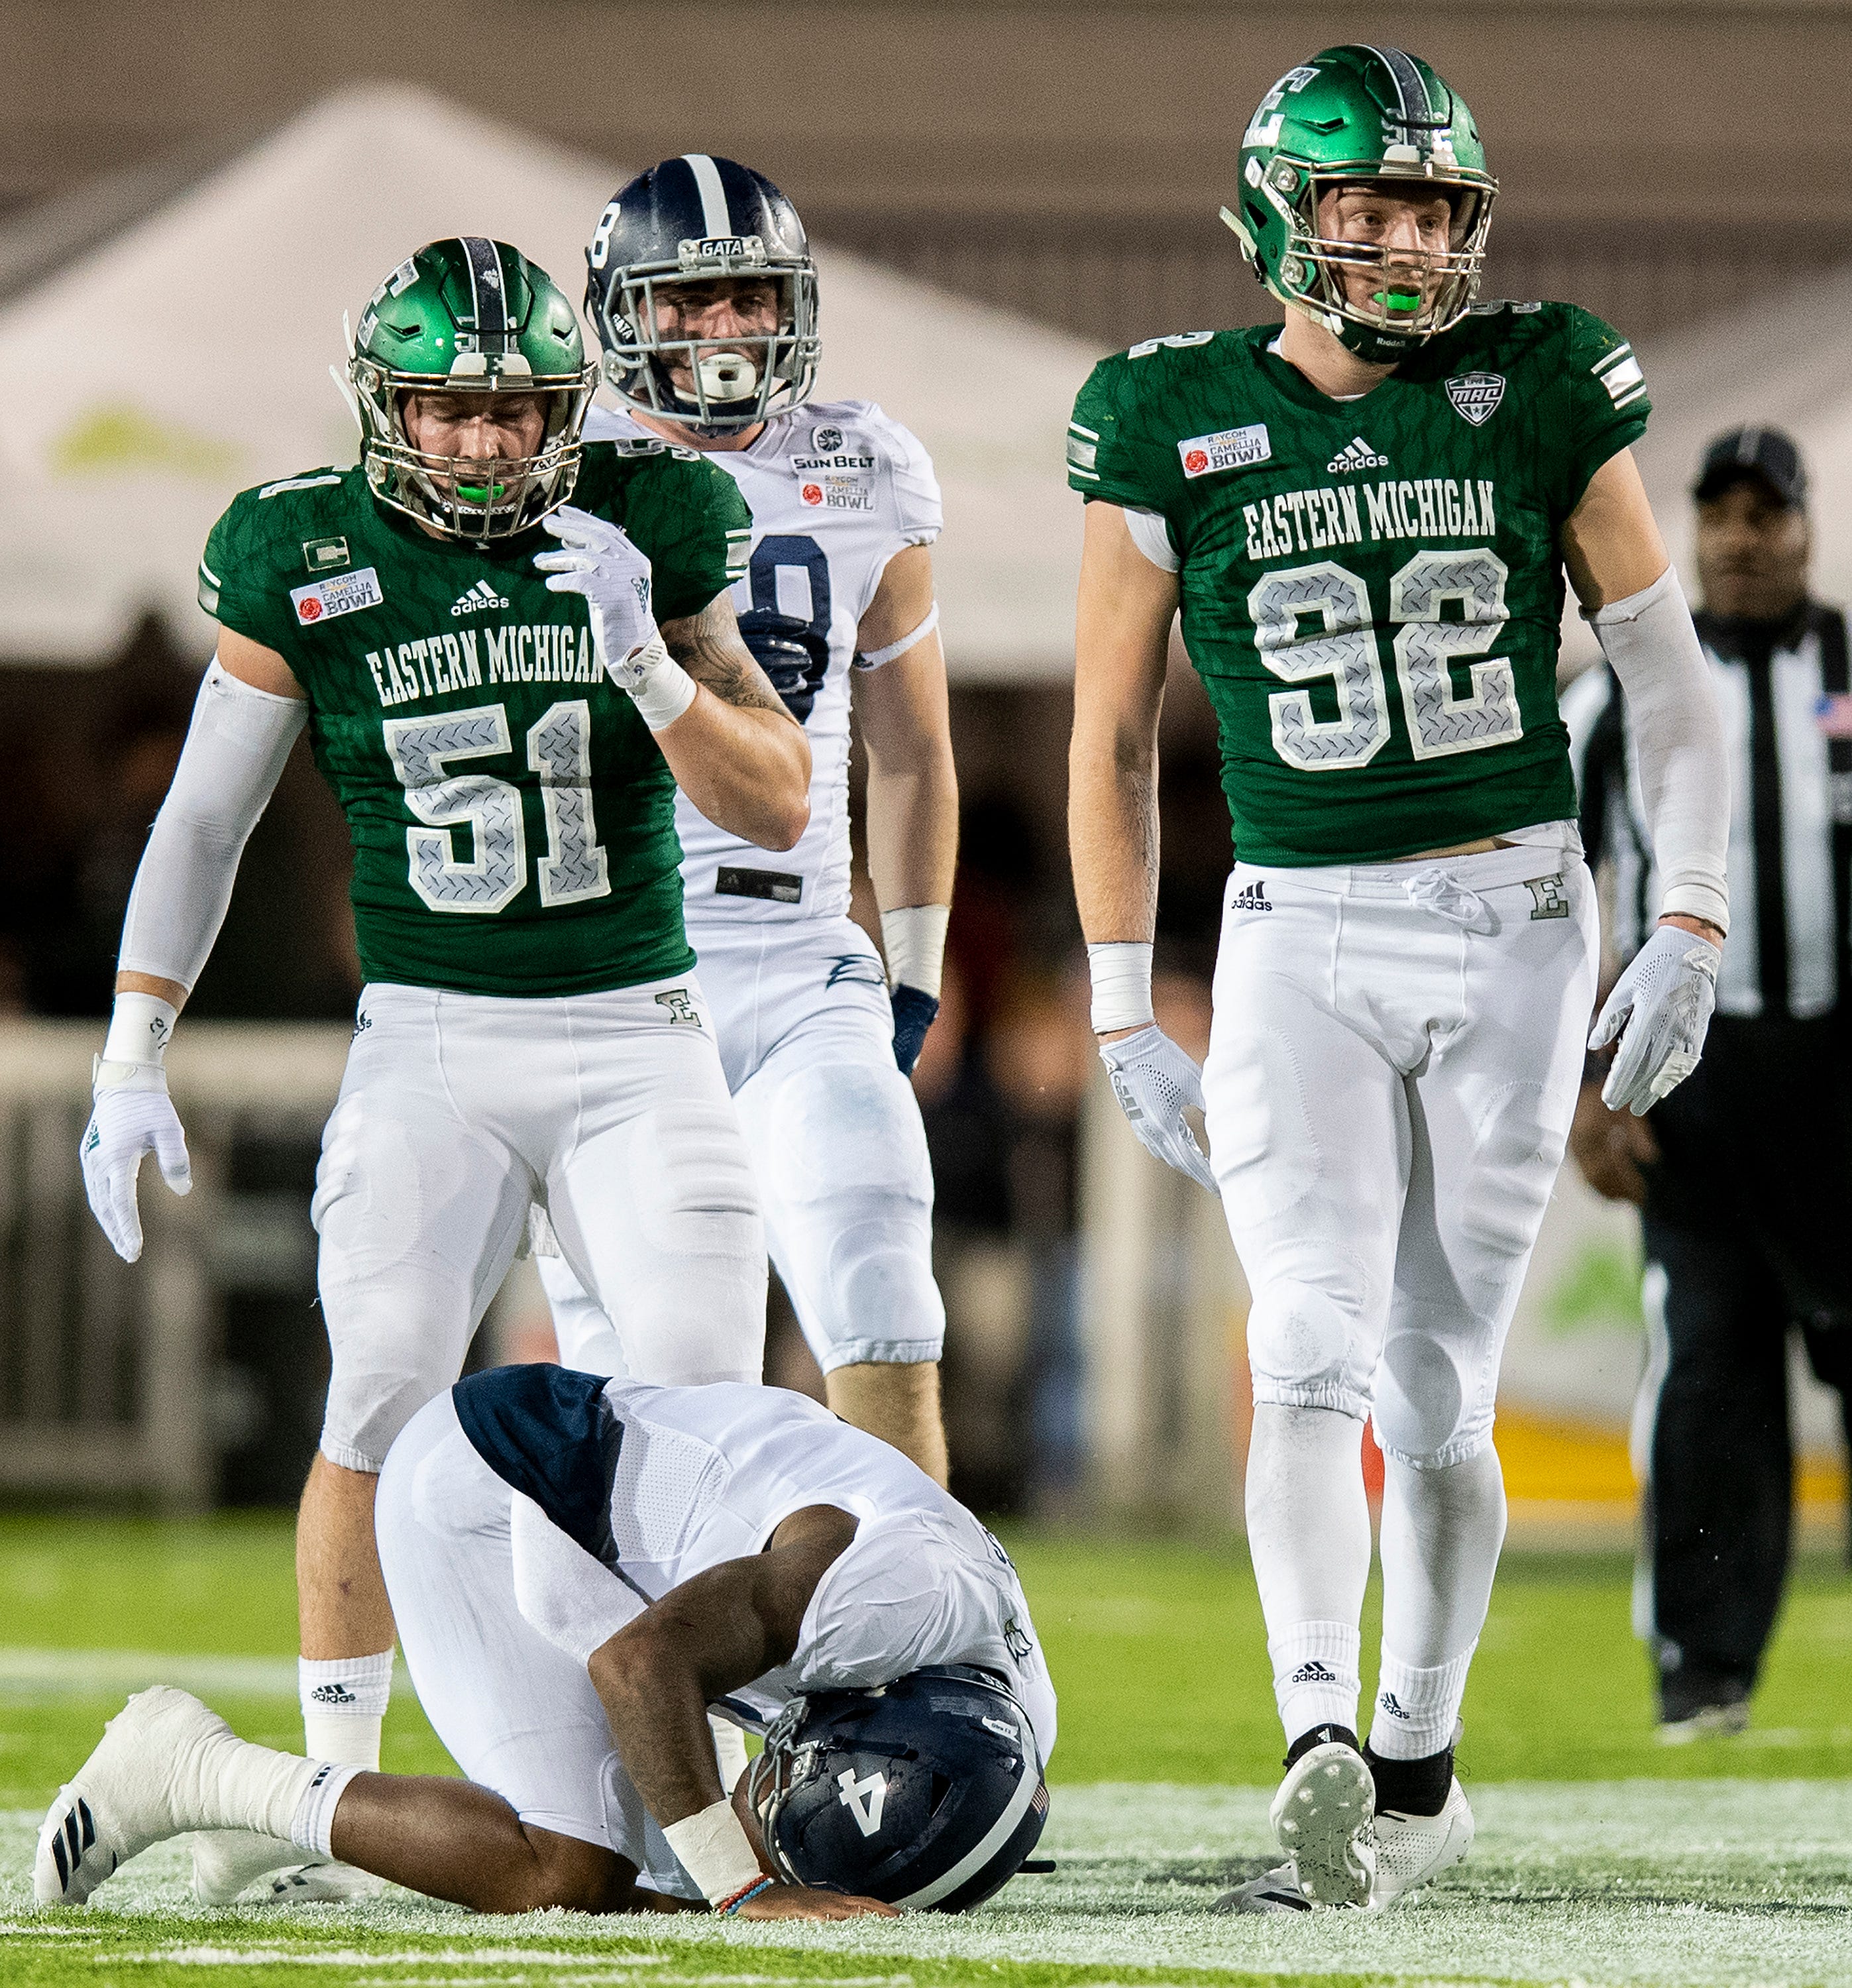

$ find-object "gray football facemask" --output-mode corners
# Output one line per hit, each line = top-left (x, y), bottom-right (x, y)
(593, 264), (821, 432)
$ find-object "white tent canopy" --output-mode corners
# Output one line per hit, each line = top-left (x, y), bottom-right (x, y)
(0, 85), (1095, 681)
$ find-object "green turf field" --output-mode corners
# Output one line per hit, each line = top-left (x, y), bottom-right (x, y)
(3, 1514), (1851, 1986)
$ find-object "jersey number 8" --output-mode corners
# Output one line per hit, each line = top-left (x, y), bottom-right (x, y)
(1250, 549), (1521, 768)
(382, 700), (610, 914)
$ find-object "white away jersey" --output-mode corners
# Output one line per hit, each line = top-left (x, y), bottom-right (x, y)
(450, 1367), (1056, 1761)
(584, 399), (942, 924)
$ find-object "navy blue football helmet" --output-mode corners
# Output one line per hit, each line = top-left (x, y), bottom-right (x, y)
(584, 153), (820, 432)
(744, 1666), (1049, 1912)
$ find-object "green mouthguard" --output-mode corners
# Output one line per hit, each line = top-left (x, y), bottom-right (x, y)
(1375, 289), (1423, 315)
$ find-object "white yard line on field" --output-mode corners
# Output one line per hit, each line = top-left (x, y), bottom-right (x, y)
(0, 1647), (411, 1698)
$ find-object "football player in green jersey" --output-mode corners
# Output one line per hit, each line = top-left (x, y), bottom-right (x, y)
(1067, 47), (1731, 1909)
(76, 239), (810, 1902)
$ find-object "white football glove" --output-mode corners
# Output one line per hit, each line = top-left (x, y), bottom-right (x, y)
(1588, 923), (1721, 1116)
(81, 1068), (192, 1263)
(534, 508), (696, 730)
(1099, 1024), (1218, 1193)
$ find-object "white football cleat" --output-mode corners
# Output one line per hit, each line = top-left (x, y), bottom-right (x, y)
(36, 1686), (233, 1906)
(1213, 1861), (1313, 1913)
(191, 1830), (298, 1905)
(1269, 1740), (1375, 1907)
(265, 1859), (384, 1903)
(1368, 1778), (1474, 1909)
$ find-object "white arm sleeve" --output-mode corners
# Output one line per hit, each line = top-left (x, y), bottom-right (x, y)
(1584, 567), (1730, 934)
(117, 660), (307, 990)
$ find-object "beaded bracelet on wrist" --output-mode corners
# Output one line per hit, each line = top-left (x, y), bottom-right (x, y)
(717, 1875), (775, 1916)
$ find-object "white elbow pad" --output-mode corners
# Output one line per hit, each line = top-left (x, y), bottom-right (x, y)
(1585, 568), (1731, 934)
(117, 660), (307, 990)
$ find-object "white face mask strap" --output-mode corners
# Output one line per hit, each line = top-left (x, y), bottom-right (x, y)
(853, 601), (939, 671)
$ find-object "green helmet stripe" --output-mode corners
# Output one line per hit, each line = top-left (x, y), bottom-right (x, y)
(459, 235), (509, 341)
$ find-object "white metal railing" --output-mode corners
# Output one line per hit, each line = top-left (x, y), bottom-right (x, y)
(0, 1021), (350, 1509)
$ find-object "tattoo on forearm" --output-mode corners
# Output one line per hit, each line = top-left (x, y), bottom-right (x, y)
(661, 598), (789, 718)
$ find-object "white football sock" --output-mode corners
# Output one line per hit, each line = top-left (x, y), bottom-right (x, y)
(1245, 1405), (1372, 1741)
(1370, 1647), (1477, 1762)
(300, 1651), (392, 1771)
(175, 1721), (360, 1850)
(1370, 1447), (1507, 1761)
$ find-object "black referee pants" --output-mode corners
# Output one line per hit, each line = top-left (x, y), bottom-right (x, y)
(1641, 1218), (1852, 1690)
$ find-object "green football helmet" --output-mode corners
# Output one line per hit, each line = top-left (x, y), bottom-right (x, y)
(348, 238), (597, 542)
(1221, 46), (1497, 364)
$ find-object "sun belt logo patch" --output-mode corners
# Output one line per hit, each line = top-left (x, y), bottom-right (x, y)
(1177, 423), (1271, 478)
(290, 567), (384, 626)
(836, 1767), (889, 1836)
(1446, 371), (1506, 427)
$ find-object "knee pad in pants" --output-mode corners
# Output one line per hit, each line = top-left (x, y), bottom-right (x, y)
(1246, 1274), (1370, 1421)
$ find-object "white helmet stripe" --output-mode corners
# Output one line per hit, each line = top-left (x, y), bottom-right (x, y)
(890, 1755), (1040, 1911)
(680, 153), (733, 239)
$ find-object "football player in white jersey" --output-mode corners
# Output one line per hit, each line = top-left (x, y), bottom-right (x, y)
(38, 1367), (1054, 1921)
(529, 156), (957, 1482)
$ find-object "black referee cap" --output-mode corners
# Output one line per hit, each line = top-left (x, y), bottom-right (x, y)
(1694, 426), (1807, 509)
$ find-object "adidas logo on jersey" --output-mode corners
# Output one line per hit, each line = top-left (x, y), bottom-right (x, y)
(450, 579), (510, 617)
(1232, 879), (1274, 912)
(1327, 436), (1390, 474)
(1289, 1659), (1338, 1685)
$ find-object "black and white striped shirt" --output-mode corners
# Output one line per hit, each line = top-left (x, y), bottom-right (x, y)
(1566, 603), (1852, 1021)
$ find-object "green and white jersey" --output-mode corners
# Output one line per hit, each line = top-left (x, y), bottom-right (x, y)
(200, 442), (751, 997)
(1067, 302), (1651, 865)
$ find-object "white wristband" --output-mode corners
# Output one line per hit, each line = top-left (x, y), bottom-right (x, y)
(661, 1795), (766, 1903)
(622, 635), (698, 733)
(879, 904), (950, 997)
(102, 993), (178, 1070)
(1087, 940), (1155, 1034)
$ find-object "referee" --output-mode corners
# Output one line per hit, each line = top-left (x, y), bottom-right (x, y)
(1567, 425), (1852, 1740)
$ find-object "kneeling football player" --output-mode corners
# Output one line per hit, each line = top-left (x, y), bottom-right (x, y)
(36, 1370), (1054, 1921)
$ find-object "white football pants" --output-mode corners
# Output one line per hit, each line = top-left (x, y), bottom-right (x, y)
(375, 1391), (690, 1890)
(540, 916), (944, 1378)
(1206, 842), (1598, 1468)
(313, 978), (765, 1474)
